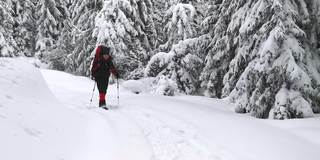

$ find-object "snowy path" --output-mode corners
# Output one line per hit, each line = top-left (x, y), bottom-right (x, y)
(40, 69), (320, 160)
(40, 69), (240, 160)
(2, 58), (320, 160)
(124, 106), (219, 160)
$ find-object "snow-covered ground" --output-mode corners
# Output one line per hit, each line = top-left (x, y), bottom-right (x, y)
(1, 58), (320, 160)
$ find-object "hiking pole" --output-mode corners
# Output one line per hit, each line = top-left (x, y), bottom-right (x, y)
(89, 82), (96, 108)
(117, 77), (119, 106)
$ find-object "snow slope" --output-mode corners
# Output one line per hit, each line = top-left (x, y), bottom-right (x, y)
(0, 58), (91, 160)
(1, 58), (320, 160)
(41, 63), (320, 160)
(0, 58), (130, 160)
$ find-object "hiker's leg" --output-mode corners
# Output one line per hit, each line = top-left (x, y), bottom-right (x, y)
(96, 78), (106, 107)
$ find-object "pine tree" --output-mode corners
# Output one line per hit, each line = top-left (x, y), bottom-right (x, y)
(94, 0), (157, 79)
(0, 1), (17, 57)
(159, 3), (198, 51)
(10, 0), (37, 56)
(200, 0), (320, 119)
(154, 0), (205, 52)
(35, 0), (66, 56)
(200, 0), (235, 98)
(145, 37), (206, 95)
(145, 0), (210, 95)
(64, 0), (103, 76)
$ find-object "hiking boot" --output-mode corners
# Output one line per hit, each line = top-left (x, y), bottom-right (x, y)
(99, 101), (106, 107)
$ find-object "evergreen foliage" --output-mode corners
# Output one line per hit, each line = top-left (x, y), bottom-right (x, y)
(94, 0), (157, 78)
(10, 0), (37, 56)
(64, 0), (103, 75)
(0, 1), (16, 57)
(200, 0), (320, 119)
(35, 0), (66, 55)
(1, 0), (319, 119)
(159, 3), (197, 51)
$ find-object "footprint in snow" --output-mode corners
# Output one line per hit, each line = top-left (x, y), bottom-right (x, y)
(11, 80), (18, 84)
(0, 114), (6, 119)
(23, 127), (42, 138)
(129, 110), (222, 160)
(5, 95), (13, 100)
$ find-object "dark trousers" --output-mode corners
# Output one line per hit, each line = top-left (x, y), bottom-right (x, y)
(95, 75), (110, 106)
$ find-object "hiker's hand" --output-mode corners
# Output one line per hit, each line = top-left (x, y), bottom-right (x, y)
(114, 72), (120, 79)
(111, 68), (119, 78)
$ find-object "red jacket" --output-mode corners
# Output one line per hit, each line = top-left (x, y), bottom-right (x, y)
(91, 46), (118, 78)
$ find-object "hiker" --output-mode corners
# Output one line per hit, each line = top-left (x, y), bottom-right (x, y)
(91, 45), (119, 108)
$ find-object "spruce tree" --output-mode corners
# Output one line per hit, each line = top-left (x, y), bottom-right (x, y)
(63, 0), (103, 76)
(35, 0), (66, 56)
(200, 0), (320, 119)
(0, 1), (17, 57)
(145, 38), (204, 95)
(94, 0), (157, 79)
(10, 0), (37, 57)
(146, 0), (210, 95)
(159, 3), (197, 51)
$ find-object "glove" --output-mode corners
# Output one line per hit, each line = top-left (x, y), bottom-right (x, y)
(111, 68), (119, 78)
(115, 72), (120, 79)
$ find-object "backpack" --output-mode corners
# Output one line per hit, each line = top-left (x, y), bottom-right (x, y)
(91, 45), (112, 77)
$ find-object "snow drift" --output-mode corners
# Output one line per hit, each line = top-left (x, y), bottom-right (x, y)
(0, 58), (111, 160)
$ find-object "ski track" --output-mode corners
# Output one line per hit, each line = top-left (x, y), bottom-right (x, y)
(84, 96), (229, 160)
(122, 106), (226, 160)
(46, 87), (231, 159)
(40, 69), (245, 160)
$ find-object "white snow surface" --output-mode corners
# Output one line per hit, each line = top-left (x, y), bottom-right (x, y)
(1, 58), (320, 160)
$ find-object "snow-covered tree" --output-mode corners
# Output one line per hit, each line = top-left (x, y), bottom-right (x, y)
(62, 0), (103, 75)
(10, 0), (37, 56)
(144, 0), (211, 95)
(35, 0), (67, 56)
(199, 0), (236, 98)
(145, 38), (205, 95)
(1, 0), (318, 120)
(46, 23), (73, 71)
(94, 0), (157, 79)
(159, 3), (198, 51)
(201, 0), (320, 119)
(0, 1), (17, 57)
